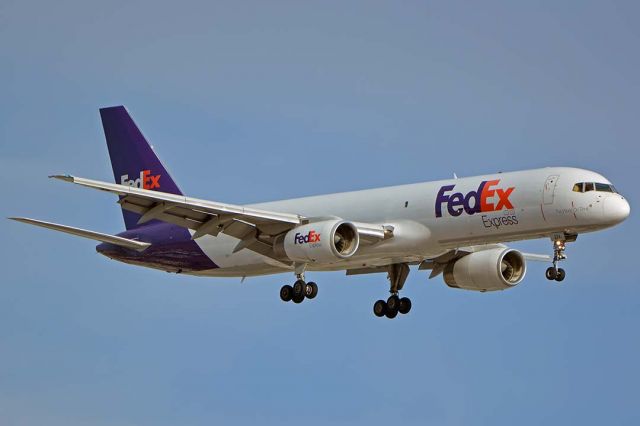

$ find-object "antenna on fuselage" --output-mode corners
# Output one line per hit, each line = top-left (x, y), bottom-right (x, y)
(453, 172), (458, 179)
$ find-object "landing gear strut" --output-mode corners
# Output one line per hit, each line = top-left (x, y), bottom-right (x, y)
(546, 237), (567, 282)
(280, 270), (318, 304)
(373, 263), (412, 319)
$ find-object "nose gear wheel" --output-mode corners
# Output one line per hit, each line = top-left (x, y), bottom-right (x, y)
(545, 237), (569, 282)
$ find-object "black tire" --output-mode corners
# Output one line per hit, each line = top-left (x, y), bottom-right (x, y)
(385, 308), (398, 319)
(545, 267), (557, 280)
(373, 300), (387, 317)
(399, 297), (412, 315)
(293, 280), (306, 298)
(555, 268), (566, 282)
(387, 295), (400, 313)
(280, 285), (293, 302)
(305, 282), (318, 299)
(292, 293), (305, 304)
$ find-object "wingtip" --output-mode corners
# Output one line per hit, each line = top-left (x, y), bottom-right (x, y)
(49, 174), (74, 182)
(8, 217), (28, 223)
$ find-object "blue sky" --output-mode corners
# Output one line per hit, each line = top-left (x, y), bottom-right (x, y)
(1, 1), (638, 425)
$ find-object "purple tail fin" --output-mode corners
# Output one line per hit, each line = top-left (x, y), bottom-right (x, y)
(100, 106), (182, 230)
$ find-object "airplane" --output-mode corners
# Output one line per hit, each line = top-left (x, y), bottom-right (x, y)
(10, 106), (631, 319)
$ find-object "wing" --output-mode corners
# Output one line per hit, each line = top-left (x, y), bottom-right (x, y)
(50, 175), (392, 259)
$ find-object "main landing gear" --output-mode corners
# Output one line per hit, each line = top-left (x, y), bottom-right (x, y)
(280, 271), (318, 304)
(545, 237), (567, 282)
(373, 263), (412, 320)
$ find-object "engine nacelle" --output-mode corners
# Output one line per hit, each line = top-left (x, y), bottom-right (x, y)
(443, 248), (526, 292)
(273, 220), (359, 263)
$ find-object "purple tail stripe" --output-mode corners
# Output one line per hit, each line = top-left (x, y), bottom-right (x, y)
(96, 222), (218, 271)
(97, 106), (217, 271)
(99, 105), (182, 230)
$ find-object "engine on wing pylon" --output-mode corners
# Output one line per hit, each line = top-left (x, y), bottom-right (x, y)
(273, 220), (359, 263)
(443, 248), (527, 292)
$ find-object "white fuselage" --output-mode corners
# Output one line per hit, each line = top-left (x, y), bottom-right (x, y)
(190, 167), (628, 277)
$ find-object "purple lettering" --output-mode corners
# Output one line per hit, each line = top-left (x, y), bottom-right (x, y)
(448, 192), (464, 216)
(435, 185), (455, 218)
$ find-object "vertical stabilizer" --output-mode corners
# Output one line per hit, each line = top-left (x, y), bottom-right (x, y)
(99, 106), (182, 230)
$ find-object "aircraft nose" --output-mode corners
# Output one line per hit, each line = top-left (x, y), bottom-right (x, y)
(603, 196), (630, 224)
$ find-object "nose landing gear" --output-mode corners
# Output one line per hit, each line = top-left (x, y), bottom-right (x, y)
(546, 238), (568, 282)
(373, 263), (412, 319)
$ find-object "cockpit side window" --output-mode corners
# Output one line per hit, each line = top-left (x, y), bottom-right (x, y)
(572, 182), (617, 193)
(595, 183), (616, 193)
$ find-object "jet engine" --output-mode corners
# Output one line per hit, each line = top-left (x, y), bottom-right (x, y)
(274, 220), (359, 263)
(443, 248), (526, 292)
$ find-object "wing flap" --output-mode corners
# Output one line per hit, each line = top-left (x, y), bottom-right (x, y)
(9, 217), (151, 251)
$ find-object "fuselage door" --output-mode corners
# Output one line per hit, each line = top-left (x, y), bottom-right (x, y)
(543, 175), (559, 205)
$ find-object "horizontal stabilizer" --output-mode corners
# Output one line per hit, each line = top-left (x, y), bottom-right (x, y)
(9, 217), (151, 251)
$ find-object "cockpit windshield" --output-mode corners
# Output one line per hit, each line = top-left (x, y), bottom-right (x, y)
(572, 182), (617, 193)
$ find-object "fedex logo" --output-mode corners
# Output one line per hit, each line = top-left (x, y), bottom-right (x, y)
(294, 230), (321, 245)
(435, 180), (514, 218)
(120, 170), (161, 190)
